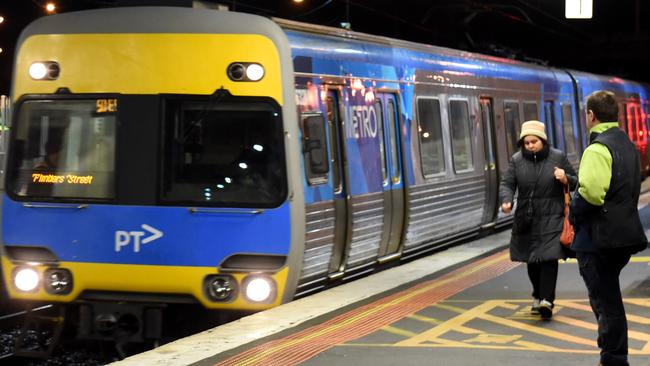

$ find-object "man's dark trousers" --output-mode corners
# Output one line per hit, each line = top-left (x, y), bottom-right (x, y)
(576, 251), (631, 366)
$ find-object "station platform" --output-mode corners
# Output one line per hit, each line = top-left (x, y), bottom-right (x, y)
(113, 189), (650, 366)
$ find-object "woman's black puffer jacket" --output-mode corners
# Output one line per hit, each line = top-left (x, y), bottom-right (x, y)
(499, 145), (578, 262)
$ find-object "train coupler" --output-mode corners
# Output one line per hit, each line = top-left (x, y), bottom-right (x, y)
(77, 302), (164, 343)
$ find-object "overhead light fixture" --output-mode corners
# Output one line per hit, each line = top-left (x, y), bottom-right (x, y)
(45, 2), (56, 14)
(565, 0), (592, 19)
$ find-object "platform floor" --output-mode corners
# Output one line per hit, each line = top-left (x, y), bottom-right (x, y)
(113, 185), (650, 366)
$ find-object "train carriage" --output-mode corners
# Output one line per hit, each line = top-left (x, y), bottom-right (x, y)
(569, 71), (650, 174)
(280, 19), (585, 294)
(3, 8), (305, 342)
(1, 6), (648, 343)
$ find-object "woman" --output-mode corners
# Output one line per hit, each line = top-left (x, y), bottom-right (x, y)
(499, 120), (577, 320)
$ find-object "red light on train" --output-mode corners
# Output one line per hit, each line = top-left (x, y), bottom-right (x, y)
(639, 130), (644, 137)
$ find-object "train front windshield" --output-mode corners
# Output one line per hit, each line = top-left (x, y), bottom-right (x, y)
(9, 99), (116, 200)
(8, 96), (287, 208)
(161, 98), (287, 207)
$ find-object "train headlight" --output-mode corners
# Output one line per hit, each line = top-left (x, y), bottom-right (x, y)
(29, 61), (60, 80)
(227, 62), (265, 82)
(204, 275), (237, 302)
(44, 268), (73, 295)
(245, 63), (265, 81)
(243, 275), (276, 303)
(13, 267), (40, 292)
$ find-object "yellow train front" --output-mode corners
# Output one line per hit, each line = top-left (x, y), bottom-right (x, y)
(1, 7), (304, 342)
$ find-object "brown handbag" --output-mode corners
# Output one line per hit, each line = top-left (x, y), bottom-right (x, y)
(560, 183), (574, 246)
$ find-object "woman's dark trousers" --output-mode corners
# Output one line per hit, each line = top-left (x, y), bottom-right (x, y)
(526, 260), (558, 303)
(577, 251), (631, 366)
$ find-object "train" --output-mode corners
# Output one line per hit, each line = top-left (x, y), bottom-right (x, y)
(2, 6), (649, 345)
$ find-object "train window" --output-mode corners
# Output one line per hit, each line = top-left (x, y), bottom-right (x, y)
(523, 102), (538, 121)
(325, 95), (342, 192)
(161, 98), (287, 207)
(503, 101), (520, 157)
(375, 99), (388, 183)
(626, 103), (644, 143)
(626, 104), (635, 141)
(544, 101), (557, 147)
(449, 100), (474, 172)
(561, 104), (577, 155)
(635, 104), (644, 142)
(416, 98), (445, 176)
(8, 99), (116, 200)
(635, 105), (643, 142)
(302, 114), (330, 184)
(645, 104), (650, 142)
(386, 99), (400, 180)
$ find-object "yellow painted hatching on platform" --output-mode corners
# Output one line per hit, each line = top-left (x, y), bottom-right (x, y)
(345, 298), (650, 354)
(563, 257), (650, 264)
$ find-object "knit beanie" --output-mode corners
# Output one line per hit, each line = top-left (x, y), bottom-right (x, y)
(519, 120), (547, 142)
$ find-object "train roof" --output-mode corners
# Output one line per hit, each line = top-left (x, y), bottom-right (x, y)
(273, 17), (573, 88)
(16, 7), (288, 52)
(567, 69), (650, 99)
(274, 17), (537, 70)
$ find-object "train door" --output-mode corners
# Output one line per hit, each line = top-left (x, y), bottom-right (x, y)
(561, 103), (578, 159)
(620, 102), (629, 134)
(625, 102), (649, 176)
(376, 93), (405, 260)
(324, 90), (350, 277)
(625, 102), (644, 144)
(494, 100), (521, 220)
(0, 96), (9, 188)
(503, 100), (521, 159)
(479, 97), (499, 226)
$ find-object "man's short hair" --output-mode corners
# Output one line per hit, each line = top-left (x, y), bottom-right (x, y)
(586, 90), (618, 122)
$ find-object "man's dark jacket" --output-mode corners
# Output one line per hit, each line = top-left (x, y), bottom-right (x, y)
(570, 127), (648, 253)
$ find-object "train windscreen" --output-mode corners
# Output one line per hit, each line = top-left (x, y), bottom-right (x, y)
(9, 99), (116, 200)
(161, 98), (287, 208)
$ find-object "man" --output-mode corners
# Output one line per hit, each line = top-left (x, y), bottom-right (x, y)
(570, 90), (648, 366)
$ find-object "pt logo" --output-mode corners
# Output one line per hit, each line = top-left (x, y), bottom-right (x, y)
(115, 224), (164, 253)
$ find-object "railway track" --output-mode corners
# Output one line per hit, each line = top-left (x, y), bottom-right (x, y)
(0, 304), (104, 365)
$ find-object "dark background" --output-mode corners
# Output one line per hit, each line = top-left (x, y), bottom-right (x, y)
(1, 0), (649, 95)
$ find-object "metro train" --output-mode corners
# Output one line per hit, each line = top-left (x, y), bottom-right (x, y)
(2, 6), (649, 344)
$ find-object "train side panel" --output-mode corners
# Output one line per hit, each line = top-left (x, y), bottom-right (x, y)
(279, 22), (584, 295)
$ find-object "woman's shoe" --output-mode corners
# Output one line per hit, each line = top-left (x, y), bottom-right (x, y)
(531, 298), (541, 315)
(539, 299), (553, 319)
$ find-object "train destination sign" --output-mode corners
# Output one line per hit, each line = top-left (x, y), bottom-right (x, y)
(32, 173), (94, 184)
(96, 98), (117, 113)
